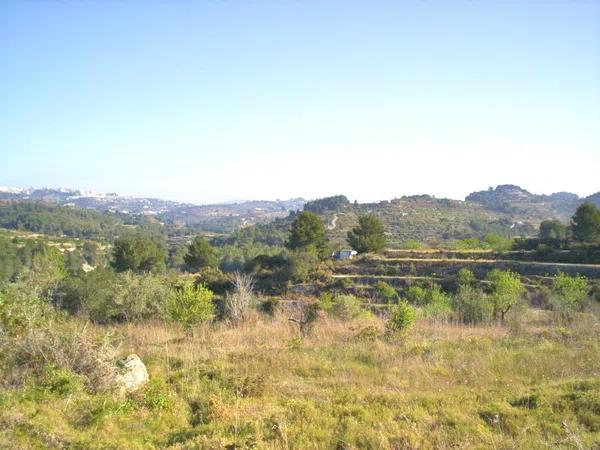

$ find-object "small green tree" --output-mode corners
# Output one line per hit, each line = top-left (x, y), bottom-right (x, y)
(386, 301), (416, 334)
(551, 272), (589, 311)
(422, 289), (453, 321)
(281, 250), (320, 284)
(376, 281), (399, 303)
(539, 219), (567, 243)
(407, 285), (429, 305)
(112, 235), (166, 273)
(571, 203), (600, 243)
(347, 214), (386, 254)
(453, 285), (493, 324)
(184, 236), (217, 272)
(286, 211), (329, 258)
(486, 269), (525, 321)
(484, 234), (513, 252)
(455, 268), (476, 288)
(166, 283), (215, 332)
(329, 294), (364, 320)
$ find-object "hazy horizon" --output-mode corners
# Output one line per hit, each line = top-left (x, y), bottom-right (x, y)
(1, 181), (597, 207)
(1, 1), (599, 204)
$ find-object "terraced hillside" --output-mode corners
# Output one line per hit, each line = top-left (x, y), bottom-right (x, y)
(310, 186), (600, 248)
(323, 197), (517, 248)
(330, 249), (600, 298)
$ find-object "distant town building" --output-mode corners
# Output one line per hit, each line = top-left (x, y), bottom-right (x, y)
(332, 250), (357, 260)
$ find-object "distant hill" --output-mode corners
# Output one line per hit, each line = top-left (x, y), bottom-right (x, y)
(298, 185), (599, 248)
(161, 198), (306, 233)
(584, 192), (600, 208)
(465, 184), (588, 220)
(313, 194), (535, 248)
(1, 184), (598, 246)
(0, 187), (305, 234)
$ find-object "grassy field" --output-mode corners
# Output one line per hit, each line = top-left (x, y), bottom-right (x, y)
(2, 306), (599, 449)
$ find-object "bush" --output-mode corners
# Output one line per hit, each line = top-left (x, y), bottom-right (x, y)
(224, 272), (254, 325)
(550, 273), (590, 323)
(551, 273), (589, 310)
(258, 297), (279, 317)
(451, 238), (483, 251)
(184, 236), (218, 272)
(407, 285), (429, 306)
(399, 240), (424, 250)
(386, 301), (416, 334)
(422, 288), (454, 321)
(329, 294), (363, 320)
(317, 292), (335, 312)
(452, 285), (493, 324)
(0, 289), (118, 392)
(112, 235), (166, 273)
(485, 269), (525, 321)
(195, 267), (232, 295)
(166, 283), (215, 331)
(56, 269), (170, 323)
(288, 301), (321, 336)
(484, 234), (513, 252)
(376, 281), (399, 303)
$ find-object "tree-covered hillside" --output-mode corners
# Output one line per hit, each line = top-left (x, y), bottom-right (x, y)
(0, 201), (165, 242)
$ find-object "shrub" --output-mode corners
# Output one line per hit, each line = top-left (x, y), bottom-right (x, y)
(551, 273), (589, 310)
(452, 285), (493, 324)
(455, 268), (476, 289)
(376, 281), (399, 303)
(166, 283), (215, 331)
(317, 292), (335, 312)
(422, 288), (453, 321)
(486, 269), (525, 321)
(39, 365), (85, 396)
(484, 234), (513, 252)
(407, 285), (429, 306)
(112, 235), (166, 273)
(195, 267), (232, 295)
(399, 240), (424, 250)
(284, 250), (321, 284)
(258, 297), (279, 317)
(407, 285), (453, 314)
(0, 289), (118, 392)
(184, 236), (218, 271)
(288, 301), (321, 336)
(386, 301), (416, 334)
(56, 269), (170, 323)
(330, 294), (363, 320)
(452, 238), (483, 251)
(550, 273), (590, 323)
(224, 272), (254, 325)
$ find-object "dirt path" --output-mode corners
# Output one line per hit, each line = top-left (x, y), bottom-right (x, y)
(327, 213), (338, 230)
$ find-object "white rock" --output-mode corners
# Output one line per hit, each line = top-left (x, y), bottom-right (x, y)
(115, 354), (149, 392)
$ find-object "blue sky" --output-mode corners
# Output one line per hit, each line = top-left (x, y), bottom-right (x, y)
(1, 1), (599, 204)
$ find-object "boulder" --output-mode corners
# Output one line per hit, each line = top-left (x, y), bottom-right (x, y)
(115, 354), (149, 392)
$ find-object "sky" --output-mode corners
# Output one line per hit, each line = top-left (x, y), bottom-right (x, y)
(1, 1), (599, 204)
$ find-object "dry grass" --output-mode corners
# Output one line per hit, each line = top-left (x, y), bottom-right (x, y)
(2, 308), (599, 449)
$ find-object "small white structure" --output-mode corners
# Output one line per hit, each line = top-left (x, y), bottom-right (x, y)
(332, 250), (357, 260)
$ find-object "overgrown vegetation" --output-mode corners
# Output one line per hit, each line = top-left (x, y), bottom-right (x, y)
(0, 191), (599, 448)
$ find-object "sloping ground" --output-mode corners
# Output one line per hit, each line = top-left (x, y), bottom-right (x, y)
(322, 196), (573, 248)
